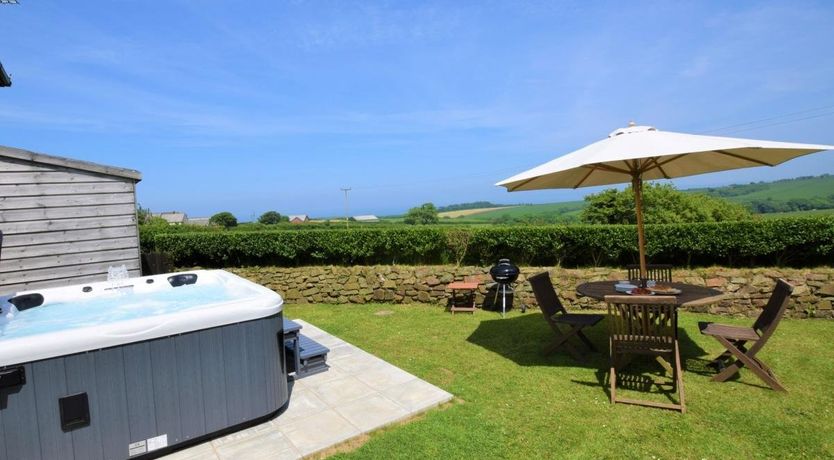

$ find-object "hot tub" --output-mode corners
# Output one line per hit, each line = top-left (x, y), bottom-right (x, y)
(0, 269), (288, 460)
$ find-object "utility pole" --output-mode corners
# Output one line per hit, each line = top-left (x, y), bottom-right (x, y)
(340, 187), (351, 228)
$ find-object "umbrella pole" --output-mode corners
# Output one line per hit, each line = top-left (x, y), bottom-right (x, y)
(632, 175), (648, 282)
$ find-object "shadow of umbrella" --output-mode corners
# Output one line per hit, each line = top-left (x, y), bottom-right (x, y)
(467, 311), (713, 402)
(466, 313), (608, 369)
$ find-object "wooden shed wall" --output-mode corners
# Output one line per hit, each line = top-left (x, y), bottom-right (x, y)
(0, 156), (141, 293)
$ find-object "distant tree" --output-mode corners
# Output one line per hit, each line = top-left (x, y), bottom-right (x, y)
(143, 216), (170, 227)
(403, 203), (439, 225)
(210, 211), (238, 228)
(136, 203), (153, 225)
(581, 183), (751, 224)
(258, 211), (283, 225)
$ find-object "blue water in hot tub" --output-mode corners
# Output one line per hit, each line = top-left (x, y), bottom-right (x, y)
(0, 283), (254, 340)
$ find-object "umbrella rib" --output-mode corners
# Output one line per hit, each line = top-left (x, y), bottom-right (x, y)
(507, 177), (538, 191)
(715, 149), (773, 167)
(657, 154), (688, 167)
(590, 163), (631, 175)
(574, 166), (596, 188)
(642, 157), (671, 179)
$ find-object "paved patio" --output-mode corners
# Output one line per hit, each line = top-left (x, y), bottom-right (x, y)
(162, 320), (453, 459)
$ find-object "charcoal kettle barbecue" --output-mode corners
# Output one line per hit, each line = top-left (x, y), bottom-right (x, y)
(489, 259), (520, 317)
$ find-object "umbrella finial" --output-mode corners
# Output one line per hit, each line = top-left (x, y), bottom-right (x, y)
(628, 120), (636, 127)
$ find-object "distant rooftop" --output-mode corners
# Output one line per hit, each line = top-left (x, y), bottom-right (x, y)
(354, 215), (380, 222)
(155, 212), (188, 224)
(188, 217), (211, 226)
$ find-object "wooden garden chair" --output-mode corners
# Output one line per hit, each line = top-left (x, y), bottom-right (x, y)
(605, 295), (685, 413)
(626, 264), (673, 283)
(528, 272), (604, 361)
(698, 279), (793, 392)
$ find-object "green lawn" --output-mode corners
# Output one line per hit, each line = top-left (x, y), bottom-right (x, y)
(286, 303), (834, 459)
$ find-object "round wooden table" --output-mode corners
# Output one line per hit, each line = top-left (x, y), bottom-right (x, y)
(576, 281), (724, 307)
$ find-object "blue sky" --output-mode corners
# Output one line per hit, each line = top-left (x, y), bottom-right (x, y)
(1, 1), (833, 219)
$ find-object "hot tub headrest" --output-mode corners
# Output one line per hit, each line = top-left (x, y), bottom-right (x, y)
(8, 293), (44, 312)
(168, 273), (198, 287)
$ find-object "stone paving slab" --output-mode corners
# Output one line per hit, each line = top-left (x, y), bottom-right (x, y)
(162, 319), (453, 459)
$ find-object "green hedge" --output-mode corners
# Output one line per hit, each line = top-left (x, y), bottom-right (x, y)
(144, 217), (834, 268)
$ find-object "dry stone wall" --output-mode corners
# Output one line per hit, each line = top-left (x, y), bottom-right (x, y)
(229, 265), (834, 318)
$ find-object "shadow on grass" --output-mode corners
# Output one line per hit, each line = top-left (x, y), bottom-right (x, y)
(467, 312), (714, 402)
(466, 313), (709, 367)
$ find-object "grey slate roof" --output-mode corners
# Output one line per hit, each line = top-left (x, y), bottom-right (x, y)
(156, 212), (188, 224)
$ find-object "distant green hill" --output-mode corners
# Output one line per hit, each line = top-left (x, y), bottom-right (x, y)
(689, 174), (834, 213)
(450, 201), (585, 223)
(436, 174), (834, 223)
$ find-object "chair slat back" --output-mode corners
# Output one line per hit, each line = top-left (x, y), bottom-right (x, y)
(626, 264), (673, 283)
(752, 279), (793, 337)
(528, 272), (568, 325)
(604, 295), (677, 339)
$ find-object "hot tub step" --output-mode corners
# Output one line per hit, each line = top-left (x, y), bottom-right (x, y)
(285, 334), (329, 378)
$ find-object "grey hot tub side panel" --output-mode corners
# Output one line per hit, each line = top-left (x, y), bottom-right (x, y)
(0, 313), (288, 460)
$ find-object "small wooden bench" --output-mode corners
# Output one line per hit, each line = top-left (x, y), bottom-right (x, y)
(283, 318), (330, 378)
(286, 335), (330, 378)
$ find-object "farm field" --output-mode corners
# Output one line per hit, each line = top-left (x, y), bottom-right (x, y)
(437, 206), (517, 218)
(432, 201), (585, 223)
(692, 174), (834, 205)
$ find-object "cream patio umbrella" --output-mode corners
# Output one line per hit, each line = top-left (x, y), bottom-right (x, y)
(496, 123), (834, 279)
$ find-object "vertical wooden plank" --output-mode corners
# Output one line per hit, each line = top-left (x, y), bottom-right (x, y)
(129, 181), (143, 276)
(222, 323), (248, 425)
(244, 319), (268, 420)
(175, 333), (206, 441)
(274, 315), (289, 411)
(261, 317), (279, 411)
(150, 338), (182, 445)
(32, 359), (73, 459)
(95, 348), (131, 460)
(1, 363), (42, 460)
(198, 328), (228, 433)
(122, 343), (157, 444)
(65, 353), (104, 460)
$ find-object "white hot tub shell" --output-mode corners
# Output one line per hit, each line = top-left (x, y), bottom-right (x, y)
(0, 269), (288, 460)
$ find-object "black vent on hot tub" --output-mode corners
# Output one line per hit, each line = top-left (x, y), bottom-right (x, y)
(0, 367), (25, 390)
(59, 393), (90, 432)
(168, 273), (198, 287)
(8, 293), (44, 311)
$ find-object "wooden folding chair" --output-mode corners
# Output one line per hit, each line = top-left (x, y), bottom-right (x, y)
(698, 279), (793, 392)
(626, 264), (673, 283)
(528, 272), (604, 361)
(605, 295), (685, 413)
